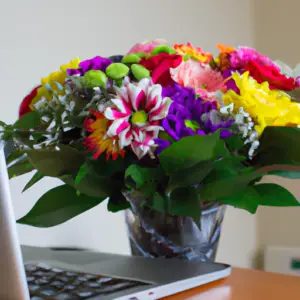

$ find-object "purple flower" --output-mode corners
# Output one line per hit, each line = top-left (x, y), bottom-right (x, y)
(156, 83), (233, 154)
(67, 56), (112, 76)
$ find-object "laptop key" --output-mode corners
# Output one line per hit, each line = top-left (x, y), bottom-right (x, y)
(28, 285), (40, 292)
(54, 294), (73, 300)
(40, 288), (58, 296)
(50, 280), (65, 288)
(35, 278), (49, 285)
(75, 290), (94, 298)
(37, 263), (52, 270)
(27, 276), (35, 283)
(56, 275), (69, 282)
(25, 264), (37, 272)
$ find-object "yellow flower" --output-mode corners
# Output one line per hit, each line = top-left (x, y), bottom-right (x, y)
(41, 58), (80, 93)
(174, 43), (212, 63)
(223, 72), (300, 135)
(29, 86), (51, 110)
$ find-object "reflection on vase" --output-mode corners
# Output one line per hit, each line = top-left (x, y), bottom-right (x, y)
(124, 190), (226, 262)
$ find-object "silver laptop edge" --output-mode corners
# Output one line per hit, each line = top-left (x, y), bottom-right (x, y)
(0, 145), (30, 300)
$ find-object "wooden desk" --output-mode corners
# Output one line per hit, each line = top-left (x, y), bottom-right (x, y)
(163, 267), (300, 300)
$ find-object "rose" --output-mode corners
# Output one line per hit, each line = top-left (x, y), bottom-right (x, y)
(244, 60), (296, 91)
(19, 85), (42, 118)
(127, 39), (168, 55)
(140, 53), (182, 86)
(170, 60), (225, 100)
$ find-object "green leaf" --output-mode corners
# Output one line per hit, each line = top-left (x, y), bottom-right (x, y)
(8, 159), (34, 179)
(17, 184), (106, 227)
(82, 70), (107, 88)
(200, 170), (264, 202)
(6, 150), (26, 167)
(203, 156), (246, 183)
(122, 54), (141, 64)
(27, 145), (85, 177)
(254, 127), (300, 166)
(106, 63), (129, 80)
(225, 135), (245, 152)
(131, 64), (150, 80)
(22, 171), (44, 192)
(160, 132), (227, 174)
(254, 183), (300, 207)
(219, 187), (261, 214)
(170, 187), (201, 227)
(151, 192), (167, 213)
(0, 120), (7, 127)
(125, 164), (163, 189)
(92, 153), (129, 177)
(168, 161), (213, 191)
(151, 45), (176, 55)
(269, 170), (300, 179)
(14, 112), (40, 129)
(107, 193), (130, 212)
(75, 163), (90, 184)
(61, 173), (112, 199)
(220, 183), (300, 214)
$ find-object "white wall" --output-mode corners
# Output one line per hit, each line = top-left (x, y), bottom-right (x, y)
(254, 0), (300, 259)
(0, 0), (256, 267)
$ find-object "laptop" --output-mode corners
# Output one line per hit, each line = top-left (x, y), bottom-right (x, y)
(0, 144), (231, 300)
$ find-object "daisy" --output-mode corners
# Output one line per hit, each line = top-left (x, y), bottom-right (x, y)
(104, 78), (170, 159)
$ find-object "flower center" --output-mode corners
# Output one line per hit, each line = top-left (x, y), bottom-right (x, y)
(185, 120), (200, 132)
(131, 110), (148, 126)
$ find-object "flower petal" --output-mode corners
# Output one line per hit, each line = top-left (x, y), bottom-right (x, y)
(106, 117), (130, 137)
(116, 86), (130, 103)
(149, 97), (171, 121)
(135, 90), (147, 111)
(127, 83), (143, 111)
(118, 126), (133, 148)
(104, 107), (129, 120)
(146, 84), (163, 113)
(111, 98), (131, 114)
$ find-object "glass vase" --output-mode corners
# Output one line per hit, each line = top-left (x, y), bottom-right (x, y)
(124, 190), (226, 262)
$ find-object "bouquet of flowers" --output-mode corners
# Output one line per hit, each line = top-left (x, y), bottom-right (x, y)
(3, 40), (300, 228)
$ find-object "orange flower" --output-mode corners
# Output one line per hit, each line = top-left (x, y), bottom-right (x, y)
(216, 44), (235, 54)
(84, 110), (125, 160)
(174, 43), (212, 63)
(215, 44), (236, 71)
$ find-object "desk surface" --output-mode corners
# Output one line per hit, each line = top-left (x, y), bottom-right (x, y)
(163, 267), (300, 300)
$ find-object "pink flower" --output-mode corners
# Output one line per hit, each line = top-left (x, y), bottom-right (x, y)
(127, 39), (168, 54)
(230, 47), (280, 71)
(170, 60), (225, 100)
(104, 78), (170, 159)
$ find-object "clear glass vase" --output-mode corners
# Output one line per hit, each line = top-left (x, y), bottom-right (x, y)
(124, 190), (226, 262)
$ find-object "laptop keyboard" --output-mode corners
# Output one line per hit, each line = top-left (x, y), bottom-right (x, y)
(25, 263), (147, 299)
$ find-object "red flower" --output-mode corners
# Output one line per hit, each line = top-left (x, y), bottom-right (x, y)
(140, 53), (182, 86)
(19, 85), (42, 118)
(244, 61), (295, 91)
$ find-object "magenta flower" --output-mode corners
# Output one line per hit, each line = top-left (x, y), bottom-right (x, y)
(229, 47), (280, 71)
